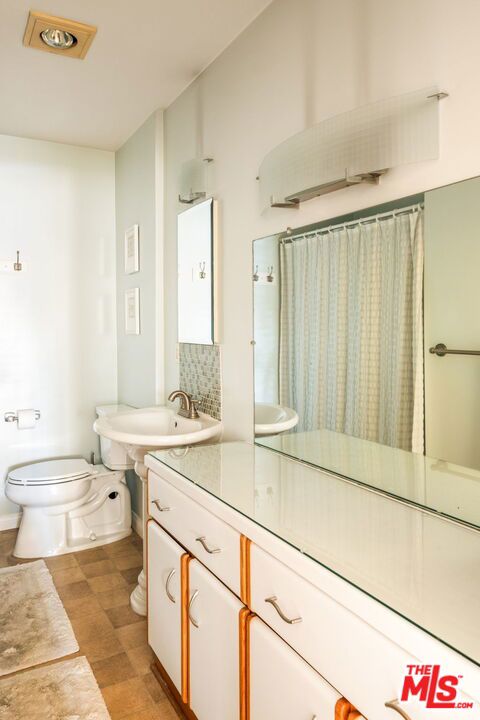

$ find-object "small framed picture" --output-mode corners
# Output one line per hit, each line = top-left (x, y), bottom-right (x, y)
(125, 288), (140, 335)
(124, 225), (139, 274)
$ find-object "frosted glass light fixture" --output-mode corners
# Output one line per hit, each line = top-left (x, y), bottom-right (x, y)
(178, 158), (213, 205)
(259, 87), (446, 209)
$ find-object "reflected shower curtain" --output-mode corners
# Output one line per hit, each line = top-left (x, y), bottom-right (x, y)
(279, 206), (424, 453)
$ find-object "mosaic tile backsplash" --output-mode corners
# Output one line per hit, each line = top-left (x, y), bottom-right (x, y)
(179, 343), (222, 420)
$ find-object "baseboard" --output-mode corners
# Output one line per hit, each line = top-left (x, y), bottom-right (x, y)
(132, 510), (143, 538)
(0, 512), (21, 532)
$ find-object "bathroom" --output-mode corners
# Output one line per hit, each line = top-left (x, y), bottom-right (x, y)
(0, 0), (479, 718)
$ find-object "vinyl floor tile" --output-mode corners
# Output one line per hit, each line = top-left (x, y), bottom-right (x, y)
(0, 529), (179, 718)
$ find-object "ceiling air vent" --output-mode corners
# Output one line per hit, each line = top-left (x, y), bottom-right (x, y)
(23, 11), (97, 60)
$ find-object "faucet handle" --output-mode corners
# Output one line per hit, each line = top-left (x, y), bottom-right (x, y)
(189, 398), (201, 419)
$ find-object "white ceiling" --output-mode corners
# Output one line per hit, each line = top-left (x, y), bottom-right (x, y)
(0, 0), (272, 150)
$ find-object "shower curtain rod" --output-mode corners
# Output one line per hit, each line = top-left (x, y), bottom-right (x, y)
(280, 202), (424, 243)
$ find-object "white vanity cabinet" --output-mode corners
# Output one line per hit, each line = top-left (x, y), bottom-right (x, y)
(147, 520), (184, 693)
(250, 543), (415, 720)
(149, 470), (241, 594)
(145, 449), (480, 720)
(250, 615), (343, 720)
(188, 559), (244, 720)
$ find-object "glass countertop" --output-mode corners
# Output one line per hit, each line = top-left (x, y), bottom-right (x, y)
(257, 429), (480, 529)
(149, 441), (480, 667)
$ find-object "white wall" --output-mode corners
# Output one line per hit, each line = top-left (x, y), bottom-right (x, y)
(0, 134), (116, 521)
(424, 177), (480, 469)
(164, 0), (480, 442)
(253, 236), (280, 404)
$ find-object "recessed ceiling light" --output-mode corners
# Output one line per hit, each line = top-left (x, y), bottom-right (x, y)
(40, 28), (77, 50)
(23, 11), (96, 60)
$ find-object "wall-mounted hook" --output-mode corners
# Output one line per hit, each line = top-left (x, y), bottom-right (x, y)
(266, 266), (274, 283)
(178, 191), (206, 205)
(14, 250), (22, 272)
(199, 261), (206, 279)
(253, 265), (259, 282)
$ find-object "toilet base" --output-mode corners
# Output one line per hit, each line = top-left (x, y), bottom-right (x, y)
(14, 522), (132, 559)
(12, 468), (132, 559)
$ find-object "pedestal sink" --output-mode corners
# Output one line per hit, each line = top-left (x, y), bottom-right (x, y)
(94, 406), (222, 616)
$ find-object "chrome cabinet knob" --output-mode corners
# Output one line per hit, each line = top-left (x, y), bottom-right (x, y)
(188, 590), (199, 628)
(265, 596), (302, 624)
(385, 699), (413, 720)
(152, 499), (170, 512)
(165, 568), (176, 603)
(196, 536), (221, 554)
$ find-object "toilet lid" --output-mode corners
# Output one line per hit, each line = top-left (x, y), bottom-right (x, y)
(8, 458), (92, 485)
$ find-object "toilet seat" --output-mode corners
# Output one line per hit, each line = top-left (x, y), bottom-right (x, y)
(8, 458), (92, 486)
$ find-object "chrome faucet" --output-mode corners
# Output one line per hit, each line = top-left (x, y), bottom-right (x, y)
(168, 390), (200, 419)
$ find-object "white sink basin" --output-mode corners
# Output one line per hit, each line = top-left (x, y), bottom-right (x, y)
(255, 403), (299, 437)
(93, 404), (222, 618)
(94, 405), (222, 452)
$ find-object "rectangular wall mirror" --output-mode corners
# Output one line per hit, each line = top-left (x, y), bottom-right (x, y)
(253, 176), (480, 528)
(177, 197), (216, 344)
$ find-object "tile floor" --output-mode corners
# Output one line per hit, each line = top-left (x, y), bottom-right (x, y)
(0, 528), (181, 720)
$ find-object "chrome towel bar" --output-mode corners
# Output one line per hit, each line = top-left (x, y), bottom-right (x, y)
(429, 343), (480, 357)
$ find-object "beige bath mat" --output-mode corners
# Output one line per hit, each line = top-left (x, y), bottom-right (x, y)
(0, 656), (110, 719)
(0, 559), (79, 676)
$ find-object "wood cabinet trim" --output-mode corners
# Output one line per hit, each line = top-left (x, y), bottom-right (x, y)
(181, 553), (192, 704)
(239, 608), (254, 720)
(240, 535), (251, 607)
(151, 656), (198, 720)
(335, 697), (362, 720)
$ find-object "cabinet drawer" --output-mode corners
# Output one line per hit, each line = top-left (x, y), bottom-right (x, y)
(250, 615), (344, 720)
(250, 544), (480, 720)
(149, 471), (241, 595)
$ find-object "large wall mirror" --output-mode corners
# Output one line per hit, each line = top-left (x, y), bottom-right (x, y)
(253, 176), (480, 528)
(177, 197), (216, 344)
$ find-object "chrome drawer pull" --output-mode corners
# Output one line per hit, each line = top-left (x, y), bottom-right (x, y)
(188, 590), (199, 628)
(165, 568), (176, 603)
(152, 499), (170, 512)
(196, 536), (221, 554)
(265, 596), (302, 624)
(385, 699), (412, 720)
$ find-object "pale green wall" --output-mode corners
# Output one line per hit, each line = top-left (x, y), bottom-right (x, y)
(115, 113), (157, 408)
(115, 113), (160, 515)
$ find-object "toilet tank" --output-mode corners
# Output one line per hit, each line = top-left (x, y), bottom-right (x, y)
(95, 404), (135, 471)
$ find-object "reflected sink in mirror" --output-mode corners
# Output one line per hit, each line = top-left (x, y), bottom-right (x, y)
(254, 403), (299, 437)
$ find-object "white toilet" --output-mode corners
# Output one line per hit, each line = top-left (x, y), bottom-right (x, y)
(6, 404), (135, 559)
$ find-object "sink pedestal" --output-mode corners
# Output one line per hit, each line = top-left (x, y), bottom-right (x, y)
(92, 406), (223, 617)
(127, 449), (149, 617)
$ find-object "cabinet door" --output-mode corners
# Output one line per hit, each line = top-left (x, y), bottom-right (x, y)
(188, 559), (243, 720)
(147, 520), (184, 693)
(250, 616), (341, 720)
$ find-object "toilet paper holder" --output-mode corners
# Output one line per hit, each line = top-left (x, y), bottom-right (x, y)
(4, 410), (41, 423)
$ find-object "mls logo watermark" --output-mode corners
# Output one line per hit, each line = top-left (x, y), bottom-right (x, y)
(401, 665), (473, 710)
